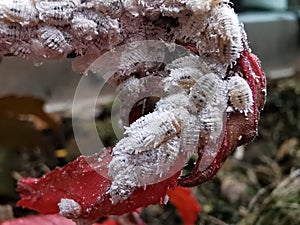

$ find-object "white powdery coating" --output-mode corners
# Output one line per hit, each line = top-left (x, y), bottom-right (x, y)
(58, 198), (82, 219)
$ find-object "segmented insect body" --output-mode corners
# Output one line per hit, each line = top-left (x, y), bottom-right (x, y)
(0, 23), (36, 39)
(163, 55), (213, 94)
(75, 8), (120, 37)
(178, 14), (208, 41)
(38, 26), (72, 55)
(0, 22), (38, 55)
(108, 134), (187, 204)
(9, 41), (31, 58)
(0, 0), (38, 25)
(163, 67), (199, 91)
(209, 4), (243, 63)
(0, 0), (245, 68)
(118, 43), (154, 69)
(82, 0), (122, 18)
(200, 106), (224, 135)
(140, 0), (208, 18)
(197, 104), (226, 171)
(36, 0), (80, 25)
(71, 14), (98, 40)
(189, 73), (221, 110)
(176, 0), (212, 42)
(122, 109), (184, 153)
(0, 22), (20, 41)
(165, 55), (210, 72)
(228, 75), (254, 114)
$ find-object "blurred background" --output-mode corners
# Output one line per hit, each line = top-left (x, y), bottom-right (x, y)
(0, 0), (299, 224)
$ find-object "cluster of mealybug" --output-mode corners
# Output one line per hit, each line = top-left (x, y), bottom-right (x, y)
(0, 0), (256, 204)
(0, 0), (244, 65)
(107, 52), (253, 203)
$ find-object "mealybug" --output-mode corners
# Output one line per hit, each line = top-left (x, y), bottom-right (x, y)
(228, 75), (254, 114)
(0, 0), (38, 25)
(38, 26), (72, 55)
(35, 0), (80, 25)
(189, 73), (221, 110)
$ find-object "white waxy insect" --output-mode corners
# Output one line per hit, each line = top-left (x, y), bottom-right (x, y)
(228, 75), (254, 115)
(75, 9), (114, 33)
(200, 105), (224, 138)
(82, 0), (122, 18)
(189, 73), (221, 110)
(0, 22), (37, 42)
(9, 42), (31, 58)
(165, 55), (209, 72)
(117, 76), (146, 99)
(35, 0), (80, 25)
(0, 0), (38, 25)
(38, 26), (72, 55)
(71, 14), (98, 40)
(163, 67), (205, 93)
(178, 14), (208, 41)
(58, 198), (82, 219)
(108, 135), (184, 204)
(0, 22), (20, 40)
(209, 4), (243, 64)
(197, 103), (226, 171)
(121, 110), (183, 153)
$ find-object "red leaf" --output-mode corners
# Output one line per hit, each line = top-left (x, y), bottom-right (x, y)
(17, 150), (179, 223)
(0, 214), (115, 225)
(167, 186), (201, 225)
